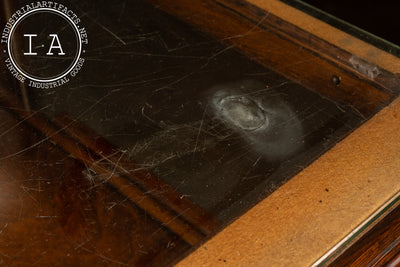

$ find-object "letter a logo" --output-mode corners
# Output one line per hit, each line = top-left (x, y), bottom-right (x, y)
(46, 34), (65, 55)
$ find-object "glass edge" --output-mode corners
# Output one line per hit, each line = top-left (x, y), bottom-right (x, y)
(279, 0), (400, 58)
(313, 190), (400, 266)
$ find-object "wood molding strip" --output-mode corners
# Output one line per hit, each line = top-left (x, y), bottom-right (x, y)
(216, 0), (400, 92)
(0, 87), (207, 246)
(326, 197), (400, 266)
(51, 112), (221, 236)
(147, 0), (395, 117)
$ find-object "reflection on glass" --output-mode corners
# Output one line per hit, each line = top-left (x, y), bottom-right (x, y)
(0, 0), (392, 265)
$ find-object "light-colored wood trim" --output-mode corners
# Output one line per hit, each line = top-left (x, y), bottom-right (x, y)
(179, 97), (400, 267)
(248, 0), (400, 74)
(178, 1), (400, 266)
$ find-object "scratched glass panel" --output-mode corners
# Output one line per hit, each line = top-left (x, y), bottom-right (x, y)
(1, 0), (392, 266)
(3, 0), (362, 222)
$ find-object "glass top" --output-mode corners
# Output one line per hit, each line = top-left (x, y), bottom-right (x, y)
(283, 0), (400, 57)
(280, 1), (400, 264)
(0, 0), (399, 266)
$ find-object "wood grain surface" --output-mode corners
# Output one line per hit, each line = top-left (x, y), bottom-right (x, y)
(0, 106), (191, 266)
(51, 113), (221, 237)
(247, 0), (400, 74)
(147, 0), (396, 118)
(328, 201), (400, 266)
(1, 0), (400, 266)
(177, 86), (400, 267)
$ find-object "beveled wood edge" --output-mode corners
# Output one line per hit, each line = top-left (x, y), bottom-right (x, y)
(216, 0), (399, 93)
(314, 190), (400, 266)
(248, 0), (400, 75)
(178, 90), (400, 267)
(324, 191), (400, 266)
(148, 0), (395, 118)
(175, 1), (400, 265)
(2, 0), (400, 265)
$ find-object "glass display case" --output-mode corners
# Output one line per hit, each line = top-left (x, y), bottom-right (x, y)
(1, 0), (400, 266)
